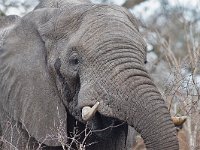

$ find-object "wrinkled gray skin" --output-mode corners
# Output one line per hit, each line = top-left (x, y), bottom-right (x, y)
(0, 0), (179, 149)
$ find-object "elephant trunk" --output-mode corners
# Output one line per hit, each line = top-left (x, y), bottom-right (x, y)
(106, 67), (179, 149)
(79, 46), (179, 149)
(124, 86), (178, 149)
(80, 65), (179, 149)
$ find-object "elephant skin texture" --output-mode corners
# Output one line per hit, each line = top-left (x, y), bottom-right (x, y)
(0, 0), (179, 149)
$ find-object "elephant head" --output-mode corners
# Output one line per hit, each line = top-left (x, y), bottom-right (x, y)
(0, 0), (179, 149)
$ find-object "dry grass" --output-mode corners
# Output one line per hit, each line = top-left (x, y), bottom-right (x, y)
(0, 121), (91, 150)
(142, 16), (200, 149)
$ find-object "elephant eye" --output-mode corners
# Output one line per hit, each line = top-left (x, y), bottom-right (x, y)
(71, 58), (79, 65)
(69, 53), (80, 66)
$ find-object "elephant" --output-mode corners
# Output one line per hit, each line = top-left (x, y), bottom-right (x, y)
(0, 0), (179, 149)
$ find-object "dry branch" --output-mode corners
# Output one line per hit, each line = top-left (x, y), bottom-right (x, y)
(122, 0), (146, 9)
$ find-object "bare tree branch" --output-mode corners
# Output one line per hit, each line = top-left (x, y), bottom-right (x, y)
(122, 0), (146, 9)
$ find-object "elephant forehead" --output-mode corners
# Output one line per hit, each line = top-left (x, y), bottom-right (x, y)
(81, 5), (139, 34)
(44, 3), (146, 59)
(78, 15), (145, 55)
(80, 6), (145, 48)
(52, 4), (138, 36)
(61, 6), (147, 65)
(79, 17), (139, 43)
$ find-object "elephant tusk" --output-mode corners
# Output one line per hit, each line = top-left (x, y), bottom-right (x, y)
(171, 116), (187, 126)
(82, 102), (100, 121)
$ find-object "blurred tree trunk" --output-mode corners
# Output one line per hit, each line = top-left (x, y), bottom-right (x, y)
(122, 0), (146, 9)
(0, 10), (5, 16)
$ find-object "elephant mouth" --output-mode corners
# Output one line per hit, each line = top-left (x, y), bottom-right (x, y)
(78, 102), (126, 139)
(80, 102), (125, 139)
(87, 112), (125, 139)
(67, 110), (125, 142)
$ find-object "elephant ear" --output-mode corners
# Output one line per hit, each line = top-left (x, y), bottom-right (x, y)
(0, 15), (20, 47)
(0, 9), (67, 146)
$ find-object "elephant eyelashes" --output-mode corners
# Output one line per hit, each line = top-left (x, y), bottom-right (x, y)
(69, 53), (80, 72)
(70, 57), (79, 65)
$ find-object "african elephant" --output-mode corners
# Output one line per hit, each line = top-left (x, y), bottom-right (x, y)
(0, 0), (179, 149)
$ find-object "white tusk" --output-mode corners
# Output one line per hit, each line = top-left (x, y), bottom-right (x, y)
(171, 116), (187, 126)
(82, 102), (100, 121)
